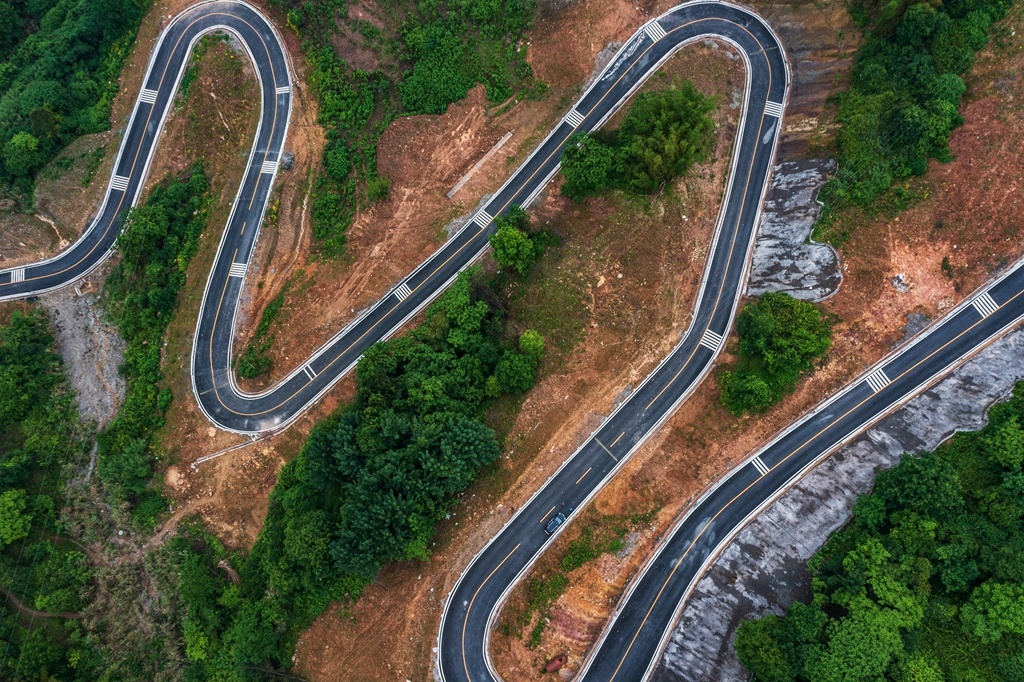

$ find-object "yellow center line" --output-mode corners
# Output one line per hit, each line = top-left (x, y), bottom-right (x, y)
(605, 284), (1024, 681)
(540, 505), (556, 523)
(462, 543), (519, 682)
(610, 431), (625, 447)
(575, 467), (592, 485)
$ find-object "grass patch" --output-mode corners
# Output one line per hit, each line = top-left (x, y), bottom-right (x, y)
(236, 280), (291, 379)
(501, 506), (658, 647)
(503, 254), (589, 362)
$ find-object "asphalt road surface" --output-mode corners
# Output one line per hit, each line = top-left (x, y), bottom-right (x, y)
(0, 0), (789, 436)
(2, 2), (1022, 681)
(436, 4), (791, 682)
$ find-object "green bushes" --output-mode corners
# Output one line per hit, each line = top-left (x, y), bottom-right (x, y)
(0, 0), (145, 200)
(818, 0), (1012, 227)
(719, 292), (831, 415)
(305, 43), (392, 256)
(100, 165), (210, 526)
(561, 82), (716, 200)
(236, 282), (290, 379)
(488, 205), (553, 276)
(397, 0), (536, 113)
(271, 0), (538, 256)
(736, 383), (1024, 681)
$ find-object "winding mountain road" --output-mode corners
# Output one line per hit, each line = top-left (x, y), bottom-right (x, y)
(2, 2), (1022, 681)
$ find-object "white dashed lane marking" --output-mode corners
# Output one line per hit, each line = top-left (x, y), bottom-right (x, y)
(139, 88), (159, 104)
(865, 368), (891, 393)
(261, 160), (278, 175)
(276, 85), (290, 95)
(699, 328), (725, 353)
(395, 282), (413, 301)
(751, 455), (770, 476)
(973, 291), (999, 318)
(228, 262), (248, 279)
(763, 100), (784, 118)
(110, 175), (130, 192)
(303, 365), (316, 380)
(9, 269), (24, 284)
(644, 20), (666, 41)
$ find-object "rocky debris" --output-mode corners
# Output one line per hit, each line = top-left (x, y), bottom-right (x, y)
(586, 42), (624, 90)
(280, 151), (295, 170)
(40, 274), (125, 428)
(746, 159), (841, 302)
(891, 272), (910, 292)
(446, 194), (494, 238)
(653, 326), (1024, 682)
(902, 310), (931, 340)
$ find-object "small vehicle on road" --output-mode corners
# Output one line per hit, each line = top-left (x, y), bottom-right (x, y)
(544, 513), (566, 536)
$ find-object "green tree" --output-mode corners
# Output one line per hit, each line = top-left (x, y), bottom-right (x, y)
(960, 581), (1024, 643)
(519, 328), (544, 361)
(735, 615), (797, 682)
(983, 415), (1024, 470)
(4, 131), (40, 177)
(617, 82), (716, 193)
(719, 293), (831, 415)
(490, 223), (535, 275)
(0, 487), (31, 545)
(560, 133), (617, 201)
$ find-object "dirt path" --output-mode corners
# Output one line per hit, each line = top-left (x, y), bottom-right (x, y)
(0, 587), (81, 621)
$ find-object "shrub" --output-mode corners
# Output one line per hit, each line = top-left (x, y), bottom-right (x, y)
(719, 293), (831, 415)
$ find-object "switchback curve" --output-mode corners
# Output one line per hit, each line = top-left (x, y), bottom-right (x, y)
(436, 3), (788, 682)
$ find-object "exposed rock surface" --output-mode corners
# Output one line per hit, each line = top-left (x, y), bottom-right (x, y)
(653, 326), (1024, 682)
(40, 273), (126, 428)
(746, 159), (841, 301)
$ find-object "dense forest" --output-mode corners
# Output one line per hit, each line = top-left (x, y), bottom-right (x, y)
(818, 0), (1012, 236)
(154, 269), (545, 679)
(268, 0), (540, 255)
(0, 311), (104, 681)
(0, 0), (145, 202)
(737, 384), (1024, 681)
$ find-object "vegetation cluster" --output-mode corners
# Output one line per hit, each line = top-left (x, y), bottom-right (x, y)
(270, 0), (539, 256)
(99, 165), (210, 526)
(719, 292), (832, 415)
(737, 383), (1024, 681)
(159, 269), (545, 678)
(0, 0), (145, 203)
(560, 82), (716, 200)
(0, 311), (104, 681)
(488, 205), (555, 276)
(818, 0), (1012, 239)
